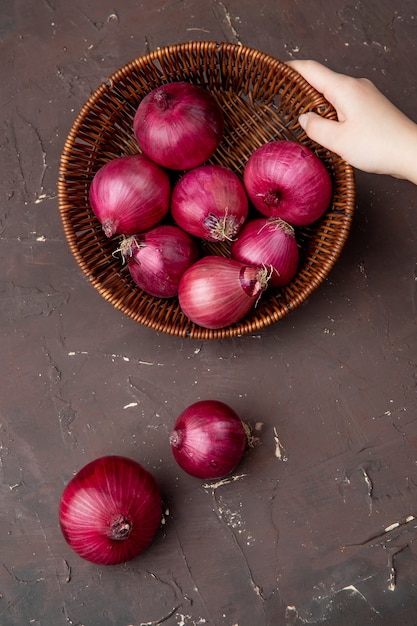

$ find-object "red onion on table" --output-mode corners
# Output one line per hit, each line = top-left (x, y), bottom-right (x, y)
(231, 217), (299, 288)
(170, 400), (248, 479)
(117, 225), (199, 298)
(59, 456), (162, 565)
(178, 255), (269, 329)
(89, 154), (171, 238)
(243, 140), (332, 226)
(171, 164), (249, 241)
(133, 81), (224, 170)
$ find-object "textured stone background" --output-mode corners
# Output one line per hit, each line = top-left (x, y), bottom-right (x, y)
(1, 2), (417, 625)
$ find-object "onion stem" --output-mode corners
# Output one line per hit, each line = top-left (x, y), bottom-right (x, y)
(261, 190), (281, 208)
(204, 208), (239, 241)
(113, 235), (137, 263)
(153, 90), (172, 111)
(242, 421), (256, 448)
(169, 430), (181, 448)
(110, 515), (132, 541)
(102, 219), (117, 238)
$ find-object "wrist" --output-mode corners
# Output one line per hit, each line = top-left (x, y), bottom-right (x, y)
(393, 120), (417, 185)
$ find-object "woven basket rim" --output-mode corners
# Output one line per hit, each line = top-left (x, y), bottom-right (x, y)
(58, 41), (356, 339)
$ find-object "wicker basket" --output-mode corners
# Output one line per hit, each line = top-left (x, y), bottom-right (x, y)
(58, 41), (355, 339)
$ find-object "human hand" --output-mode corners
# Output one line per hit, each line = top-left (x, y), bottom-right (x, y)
(286, 60), (417, 184)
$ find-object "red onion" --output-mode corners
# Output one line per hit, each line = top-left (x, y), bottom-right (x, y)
(178, 255), (268, 329)
(133, 82), (224, 170)
(59, 456), (162, 565)
(170, 400), (248, 479)
(243, 140), (332, 226)
(118, 225), (199, 298)
(171, 165), (249, 241)
(89, 154), (171, 238)
(231, 217), (299, 288)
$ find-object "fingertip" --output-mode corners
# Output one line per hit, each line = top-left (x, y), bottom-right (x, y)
(298, 112), (318, 134)
(296, 113), (340, 155)
(298, 112), (309, 130)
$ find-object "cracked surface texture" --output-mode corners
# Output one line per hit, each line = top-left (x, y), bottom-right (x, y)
(1, 1), (417, 625)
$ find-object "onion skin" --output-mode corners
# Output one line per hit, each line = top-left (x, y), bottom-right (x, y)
(59, 456), (162, 565)
(243, 140), (332, 226)
(170, 400), (247, 479)
(120, 226), (200, 298)
(171, 164), (249, 241)
(133, 82), (224, 170)
(89, 154), (171, 238)
(178, 255), (268, 329)
(231, 217), (299, 288)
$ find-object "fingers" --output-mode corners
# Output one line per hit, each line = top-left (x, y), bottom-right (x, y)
(286, 59), (348, 105)
(298, 112), (342, 156)
(287, 60), (349, 155)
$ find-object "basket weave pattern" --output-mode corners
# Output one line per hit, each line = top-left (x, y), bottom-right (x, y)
(58, 41), (355, 339)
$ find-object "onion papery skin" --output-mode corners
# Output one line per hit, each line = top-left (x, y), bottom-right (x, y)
(178, 255), (267, 329)
(59, 456), (162, 565)
(171, 164), (249, 242)
(231, 217), (299, 288)
(170, 400), (247, 479)
(243, 140), (332, 226)
(133, 82), (224, 170)
(120, 226), (200, 298)
(89, 154), (171, 238)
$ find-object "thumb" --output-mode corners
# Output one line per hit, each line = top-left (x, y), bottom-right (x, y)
(298, 112), (341, 153)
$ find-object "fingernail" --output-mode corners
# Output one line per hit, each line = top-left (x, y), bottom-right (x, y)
(298, 113), (308, 128)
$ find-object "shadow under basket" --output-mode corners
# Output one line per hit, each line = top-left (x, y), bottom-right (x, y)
(58, 41), (356, 340)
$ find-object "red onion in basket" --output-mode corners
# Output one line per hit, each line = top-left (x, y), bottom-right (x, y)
(170, 400), (248, 479)
(89, 154), (171, 238)
(171, 165), (249, 241)
(59, 456), (162, 565)
(178, 255), (268, 329)
(133, 81), (224, 170)
(118, 225), (199, 298)
(243, 140), (332, 226)
(231, 217), (299, 288)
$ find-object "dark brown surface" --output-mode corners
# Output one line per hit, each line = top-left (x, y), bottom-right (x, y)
(1, 2), (417, 625)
